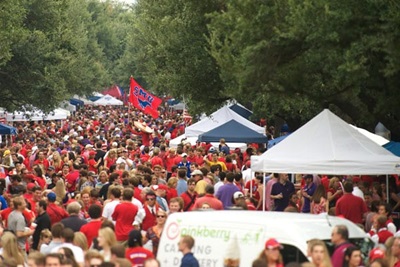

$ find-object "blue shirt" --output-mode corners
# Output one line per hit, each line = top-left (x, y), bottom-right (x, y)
(177, 179), (188, 196)
(181, 252), (199, 267)
(271, 181), (295, 211)
(0, 195), (8, 210)
(177, 161), (191, 177)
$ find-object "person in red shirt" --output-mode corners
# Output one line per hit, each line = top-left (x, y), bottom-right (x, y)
(23, 183), (36, 201)
(336, 181), (368, 225)
(112, 188), (138, 242)
(180, 178), (198, 212)
(165, 148), (178, 176)
(368, 214), (393, 245)
(65, 162), (80, 193)
(87, 151), (100, 174)
(186, 148), (196, 165)
(125, 229), (154, 266)
(141, 191), (160, 232)
(392, 237), (400, 267)
(193, 184), (223, 210)
(80, 204), (103, 248)
(27, 186), (43, 217)
(140, 146), (151, 164)
(46, 192), (69, 225)
(32, 166), (46, 189)
(34, 150), (50, 170)
(150, 147), (164, 168)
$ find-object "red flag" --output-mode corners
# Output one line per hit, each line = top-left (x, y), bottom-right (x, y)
(129, 77), (162, 118)
(101, 85), (122, 99)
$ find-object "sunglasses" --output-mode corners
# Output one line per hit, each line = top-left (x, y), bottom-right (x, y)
(157, 215), (166, 218)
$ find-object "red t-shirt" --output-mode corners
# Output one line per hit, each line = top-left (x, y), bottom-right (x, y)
(34, 176), (46, 189)
(140, 154), (150, 164)
(335, 193), (368, 224)
(65, 170), (80, 193)
(150, 156), (164, 168)
(88, 159), (98, 173)
(112, 202), (138, 241)
(47, 203), (69, 225)
(34, 158), (50, 169)
(165, 154), (177, 172)
(80, 220), (102, 248)
(125, 247), (154, 267)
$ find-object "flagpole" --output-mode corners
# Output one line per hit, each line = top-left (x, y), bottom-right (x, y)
(128, 76), (131, 125)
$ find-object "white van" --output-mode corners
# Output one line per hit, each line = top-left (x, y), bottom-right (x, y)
(157, 211), (373, 266)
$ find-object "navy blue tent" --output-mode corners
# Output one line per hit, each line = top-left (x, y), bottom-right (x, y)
(0, 123), (17, 135)
(229, 104), (252, 120)
(198, 119), (268, 143)
(88, 96), (101, 102)
(383, 141), (400, 157)
(69, 98), (84, 107)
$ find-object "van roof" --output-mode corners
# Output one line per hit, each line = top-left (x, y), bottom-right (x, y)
(158, 211), (368, 266)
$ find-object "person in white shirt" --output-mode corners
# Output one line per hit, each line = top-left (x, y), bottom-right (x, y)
(351, 177), (364, 200)
(116, 148), (134, 171)
(51, 228), (84, 266)
(102, 187), (122, 224)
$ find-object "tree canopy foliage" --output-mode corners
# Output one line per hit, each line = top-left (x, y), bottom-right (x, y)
(0, 0), (128, 113)
(1, 0), (400, 135)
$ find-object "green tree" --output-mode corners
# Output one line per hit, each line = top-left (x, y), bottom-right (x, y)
(0, 0), (109, 113)
(208, 0), (400, 134)
(122, 0), (226, 114)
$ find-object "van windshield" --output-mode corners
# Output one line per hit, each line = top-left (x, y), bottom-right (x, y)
(325, 238), (374, 265)
(281, 238), (374, 264)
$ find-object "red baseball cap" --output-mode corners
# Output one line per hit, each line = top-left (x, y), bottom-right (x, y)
(265, 238), (283, 250)
(151, 184), (169, 191)
(369, 248), (385, 262)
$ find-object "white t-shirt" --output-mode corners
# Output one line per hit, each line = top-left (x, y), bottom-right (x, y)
(52, 243), (84, 263)
(102, 199), (120, 224)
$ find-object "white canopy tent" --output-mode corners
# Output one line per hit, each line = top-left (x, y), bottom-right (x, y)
(59, 101), (76, 112)
(185, 105), (265, 137)
(93, 94), (123, 106)
(1, 107), (69, 121)
(350, 125), (389, 146)
(251, 109), (400, 175)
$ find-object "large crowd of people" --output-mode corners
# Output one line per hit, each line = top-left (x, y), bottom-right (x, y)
(0, 104), (399, 267)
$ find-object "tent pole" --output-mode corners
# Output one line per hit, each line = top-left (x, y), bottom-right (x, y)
(263, 172), (266, 211)
(386, 174), (389, 204)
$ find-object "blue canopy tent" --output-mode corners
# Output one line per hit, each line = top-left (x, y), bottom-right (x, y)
(383, 141), (400, 157)
(229, 103), (253, 120)
(267, 134), (291, 149)
(88, 96), (101, 102)
(69, 98), (84, 107)
(0, 123), (17, 135)
(197, 119), (268, 143)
